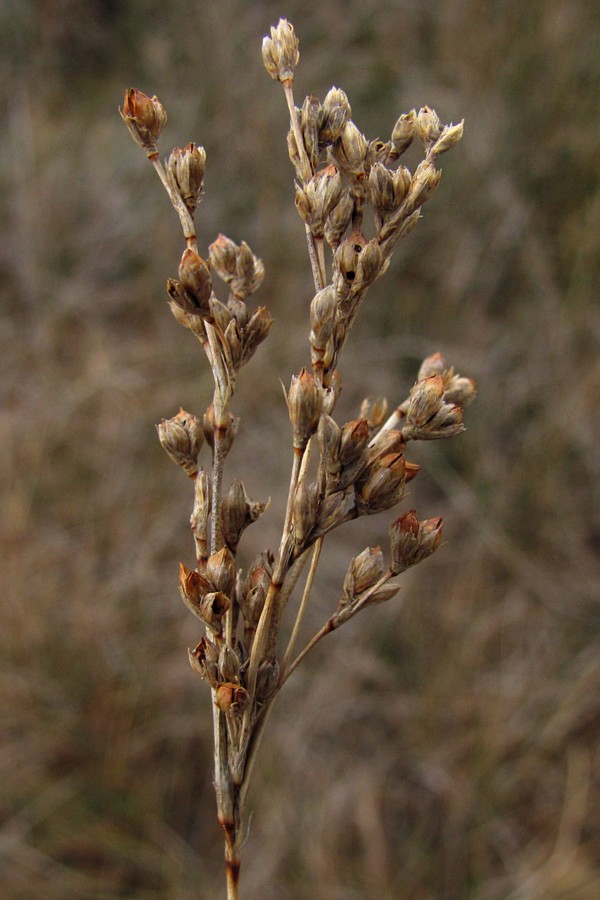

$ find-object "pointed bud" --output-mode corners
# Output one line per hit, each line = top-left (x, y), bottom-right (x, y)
(406, 375), (445, 428)
(239, 552), (273, 631)
(390, 110), (416, 158)
(120, 88), (167, 157)
(393, 166), (412, 206)
(339, 419), (369, 466)
(288, 368), (323, 449)
(205, 547), (236, 597)
(418, 352), (446, 381)
(324, 188), (354, 247)
(315, 492), (348, 535)
(406, 159), (442, 213)
(157, 408), (204, 478)
(221, 480), (267, 553)
(354, 238), (383, 288)
(241, 306), (274, 366)
(367, 428), (406, 463)
(310, 284), (338, 353)
(178, 249), (212, 314)
(256, 657), (280, 702)
(396, 209), (421, 240)
(262, 19), (299, 82)
(166, 142), (206, 214)
(416, 106), (442, 147)
(368, 162), (396, 212)
(292, 480), (319, 545)
(443, 375), (477, 408)
(343, 546), (385, 600)
(166, 277), (205, 321)
(218, 645), (241, 683)
(332, 120), (368, 177)
(430, 121), (464, 158)
(209, 233), (238, 281)
(301, 95), (322, 172)
(320, 87), (352, 145)
(356, 452), (406, 514)
(318, 414), (341, 478)
(296, 165), (343, 238)
(390, 510), (444, 574)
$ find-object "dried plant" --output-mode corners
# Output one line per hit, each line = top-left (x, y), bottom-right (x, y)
(120, 19), (475, 899)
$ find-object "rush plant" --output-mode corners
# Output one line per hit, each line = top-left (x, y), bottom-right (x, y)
(121, 19), (474, 899)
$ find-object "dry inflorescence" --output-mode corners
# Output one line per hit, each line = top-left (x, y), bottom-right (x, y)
(121, 18), (475, 899)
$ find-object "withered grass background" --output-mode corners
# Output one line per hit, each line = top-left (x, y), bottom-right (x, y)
(1, 1), (599, 898)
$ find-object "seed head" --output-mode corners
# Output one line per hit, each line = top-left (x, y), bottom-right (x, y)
(389, 510), (444, 574)
(221, 480), (267, 553)
(188, 636), (219, 686)
(430, 121), (464, 158)
(406, 374), (445, 427)
(178, 249), (212, 314)
(343, 546), (384, 599)
(390, 110), (416, 158)
(179, 563), (230, 632)
(288, 368), (323, 449)
(157, 408), (204, 478)
(205, 547), (237, 597)
(339, 419), (369, 466)
(215, 683), (249, 716)
(319, 87), (352, 145)
(443, 375), (477, 408)
(324, 188), (354, 247)
(416, 105), (442, 147)
(120, 87), (167, 157)
(262, 19), (300, 83)
(356, 452), (406, 514)
(166, 142), (206, 214)
(332, 120), (368, 178)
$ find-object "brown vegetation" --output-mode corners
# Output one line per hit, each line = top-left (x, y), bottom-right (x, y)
(1, 2), (598, 898)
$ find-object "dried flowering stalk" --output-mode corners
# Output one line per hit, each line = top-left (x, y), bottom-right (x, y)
(121, 19), (475, 899)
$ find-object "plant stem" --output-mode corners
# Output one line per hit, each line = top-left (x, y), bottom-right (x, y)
(150, 156), (197, 248)
(280, 538), (322, 678)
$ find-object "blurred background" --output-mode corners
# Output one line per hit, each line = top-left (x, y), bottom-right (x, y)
(1, 1), (599, 897)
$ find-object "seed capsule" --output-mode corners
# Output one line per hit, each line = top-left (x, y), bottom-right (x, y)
(288, 369), (323, 449)
(120, 87), (167, 157)
(262, 19), (299, 83)
(157, 408), (204, 478)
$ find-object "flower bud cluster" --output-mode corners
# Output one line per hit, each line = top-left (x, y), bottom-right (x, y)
(287, 87), (352, 181)
(168, 240), (273, 374)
